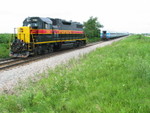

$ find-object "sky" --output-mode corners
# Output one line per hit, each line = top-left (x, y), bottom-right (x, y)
(0, 0), (150, 33)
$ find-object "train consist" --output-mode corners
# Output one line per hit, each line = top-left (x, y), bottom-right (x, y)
(101, 30), (129, 40)
(10, 17), (86, 57)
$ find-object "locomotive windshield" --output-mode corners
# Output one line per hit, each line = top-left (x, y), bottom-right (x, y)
(24, 22), (38, 28)
(23, 17), (39, 28)
(29, 23), (38, 27)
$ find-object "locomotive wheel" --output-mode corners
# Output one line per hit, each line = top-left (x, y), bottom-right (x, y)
(33, 49), (38, 56)
(34, 48), (41, 55)
(82, 40), (86, 46)
(73, 41), (79, 48)
(37, 46), (42, 55)
(54, 43), (62, 51)
(79, 41), (83, 46)
(76, 41), (82, 47)
(48, 46), (54, 53)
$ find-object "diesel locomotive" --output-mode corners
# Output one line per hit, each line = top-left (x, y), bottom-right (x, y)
(10, 17), (86, 57)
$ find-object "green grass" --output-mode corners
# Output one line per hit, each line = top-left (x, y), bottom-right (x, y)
(0, 34), (12, 58)
(0, 35), (150, 113)
(87, 37), (101, 43)
(0, 43), (10, 58)
(0, 34), (11, 43)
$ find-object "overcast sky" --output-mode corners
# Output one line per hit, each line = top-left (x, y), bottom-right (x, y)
(0, 0), (150, 33)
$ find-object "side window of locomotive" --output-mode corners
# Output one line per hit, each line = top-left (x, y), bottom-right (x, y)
(43, 23), (51, 29)
(45, 23), (48, 29)
(76, 24), (83, 29)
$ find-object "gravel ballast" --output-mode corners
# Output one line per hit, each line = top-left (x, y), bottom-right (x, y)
(0, 38), (125, 92)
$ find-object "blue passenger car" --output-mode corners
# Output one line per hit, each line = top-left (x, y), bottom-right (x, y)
(101, 30), (129, 40)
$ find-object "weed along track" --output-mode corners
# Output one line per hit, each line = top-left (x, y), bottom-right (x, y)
(0, 40), (104, 71)
(2, 36), (148, 113)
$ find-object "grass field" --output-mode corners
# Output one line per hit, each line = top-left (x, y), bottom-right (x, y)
(0, 43), (10, 58)
(0, 35), (150, 113)
(0, 34), (11, 58)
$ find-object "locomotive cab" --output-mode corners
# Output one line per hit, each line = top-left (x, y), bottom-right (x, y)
(10, 17), (53, 57)
(10, 18), (39, 57)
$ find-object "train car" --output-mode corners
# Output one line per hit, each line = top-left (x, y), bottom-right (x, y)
(101, 30), (129, 40)
(10, 17), (86, 57)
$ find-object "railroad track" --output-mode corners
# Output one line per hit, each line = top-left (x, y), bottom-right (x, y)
(0, 58), (16, 62)
(0, 41), (103, 71)
(0, 58), (27, 70)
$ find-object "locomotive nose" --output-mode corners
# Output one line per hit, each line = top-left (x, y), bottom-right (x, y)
(11, 39), (25, 52)
(10, 38), (29, 57)
(17, 26), (31, 43)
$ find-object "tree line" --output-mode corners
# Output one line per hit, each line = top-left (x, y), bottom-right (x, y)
(83, 16), (103, 38)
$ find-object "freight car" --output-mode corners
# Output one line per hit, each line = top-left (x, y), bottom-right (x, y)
(101, 30), (129, 40)
(10, 17), (86, 57)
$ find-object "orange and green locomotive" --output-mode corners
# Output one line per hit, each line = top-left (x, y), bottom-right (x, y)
(10, 17), (86, 57)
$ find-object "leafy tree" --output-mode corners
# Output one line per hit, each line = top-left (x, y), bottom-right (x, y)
(83, 16), (103, 38)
